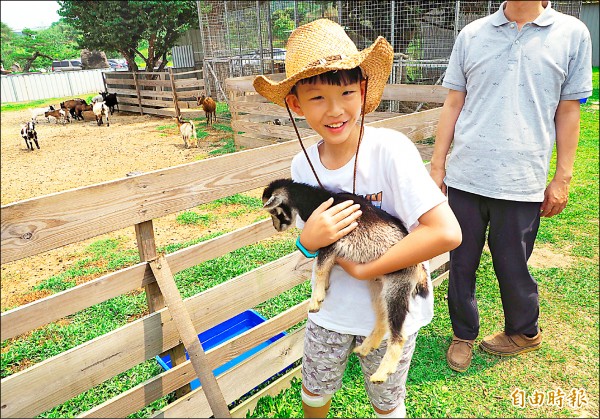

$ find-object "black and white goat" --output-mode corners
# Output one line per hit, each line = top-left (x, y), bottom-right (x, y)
(101, 91), (118, 115)
(262, 178), (428, 384)
(21, 120), (39, 151)
(93, 101), (110, 126)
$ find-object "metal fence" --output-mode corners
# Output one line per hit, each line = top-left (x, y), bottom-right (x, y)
(0, 69), (107, 103)
(179, 0), (581, 101)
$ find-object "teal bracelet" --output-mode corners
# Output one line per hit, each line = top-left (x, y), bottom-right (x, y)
(296, 237), (319, 258)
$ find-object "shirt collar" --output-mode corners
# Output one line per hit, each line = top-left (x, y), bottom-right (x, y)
(490, 1), (556, 27)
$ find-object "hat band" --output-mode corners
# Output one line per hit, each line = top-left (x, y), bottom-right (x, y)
(305, 54), (348, 68)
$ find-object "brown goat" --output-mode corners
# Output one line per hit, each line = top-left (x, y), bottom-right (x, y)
(196, 95), (216, 127)
(74, 103), (93, 120)
(60, 98), (87, 121)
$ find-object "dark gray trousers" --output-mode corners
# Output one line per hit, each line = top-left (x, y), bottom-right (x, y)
(447, 187), (541, 340)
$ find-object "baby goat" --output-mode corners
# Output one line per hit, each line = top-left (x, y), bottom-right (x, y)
(196, 95), (216, 127)
(173, 116), (197, 148)
(262, 178), (428, 384)
(21, 120), (39, 151)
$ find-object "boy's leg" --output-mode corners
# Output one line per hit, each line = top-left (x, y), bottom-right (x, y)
(302, 318), (353, 418)
(482, 198), (542, 354)
(359, 331), (418, 418)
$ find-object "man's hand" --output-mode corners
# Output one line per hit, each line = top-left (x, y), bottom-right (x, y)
(429, 166), (447, 195)
(540, 177), (570, 217)
(299, 198), (362, 252)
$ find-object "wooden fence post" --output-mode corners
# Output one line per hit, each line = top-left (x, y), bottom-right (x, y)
(168, 67), (181, 119)
(150, 256), (231, 418)
(134, 220), (191, 398)
(132, 72), (144, 115)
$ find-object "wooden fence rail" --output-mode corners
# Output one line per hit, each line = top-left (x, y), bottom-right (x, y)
(1, 74), (449, 418)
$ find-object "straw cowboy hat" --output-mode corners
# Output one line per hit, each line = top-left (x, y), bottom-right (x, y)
(253, 19), (394, 115)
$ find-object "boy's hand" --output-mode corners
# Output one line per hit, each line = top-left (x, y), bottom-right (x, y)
(429, 166), (447, 195)
(299, 198), (362, 252)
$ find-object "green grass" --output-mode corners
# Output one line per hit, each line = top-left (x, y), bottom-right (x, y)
(1, 69), (597, 418)
(0, 93), (98, 112)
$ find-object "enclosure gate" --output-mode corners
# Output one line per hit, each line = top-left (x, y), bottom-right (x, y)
(102, 68), (206, 119)
(1, 74), (450, 417)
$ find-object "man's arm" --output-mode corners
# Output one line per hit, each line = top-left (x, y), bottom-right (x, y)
(540, 100), (581, 218)
(429, 89), (466, 194)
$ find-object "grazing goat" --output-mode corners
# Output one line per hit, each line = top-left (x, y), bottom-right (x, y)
(196, 95), (216, 127)
(74, 103), (93, 120)
(45, 108), (70, 124)
(93, 101), (110, 126)
(20, 120), (39, 151)
(100, 91), (118, 115)
(262, 178), (428, 384)
(30, 105), (55, 123)
(91, 93), (104, 104)
(60, 98), (87, 121)
(173, 116), (197, 148)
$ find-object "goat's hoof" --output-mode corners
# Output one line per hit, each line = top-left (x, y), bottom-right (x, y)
(307, 300), (322, 313)
(369, 368), (393, 384)
(353, 344), (372, 357)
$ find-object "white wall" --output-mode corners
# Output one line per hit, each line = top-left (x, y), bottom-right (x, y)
(1, 69), (107, 103)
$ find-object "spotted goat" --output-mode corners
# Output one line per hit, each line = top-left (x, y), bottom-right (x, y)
(262, 178), (428, 384)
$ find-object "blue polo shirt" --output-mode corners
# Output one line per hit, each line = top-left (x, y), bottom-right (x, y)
(442, 1), (592, 202)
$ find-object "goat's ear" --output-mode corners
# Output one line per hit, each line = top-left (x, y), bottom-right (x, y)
(263, 194), (283, 210)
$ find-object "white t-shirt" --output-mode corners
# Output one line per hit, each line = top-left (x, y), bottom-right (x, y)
(291, 125), (447, 336)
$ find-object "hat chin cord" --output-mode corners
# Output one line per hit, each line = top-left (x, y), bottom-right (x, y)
(285, 76), (369, 195)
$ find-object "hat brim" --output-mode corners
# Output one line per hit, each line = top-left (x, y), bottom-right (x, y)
(253, 36), (393, 115)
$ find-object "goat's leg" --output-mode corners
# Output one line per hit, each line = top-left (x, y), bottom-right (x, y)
(369, 280), (412, 383)
(354, 279), (387, 357)
(106, 113), (110, 127)
(308, 250), (335, 313)
(33, 133), (40, 149)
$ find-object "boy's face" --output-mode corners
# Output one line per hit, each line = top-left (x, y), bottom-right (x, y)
(285, 79), (366, 146)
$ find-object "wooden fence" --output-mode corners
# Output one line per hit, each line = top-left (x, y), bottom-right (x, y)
(103, 68), (206, 118)
(0, 76), (449, 418)
(226, 72), (449, 156)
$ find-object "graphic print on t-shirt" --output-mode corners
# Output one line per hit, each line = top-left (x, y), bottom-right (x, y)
(362, 191), (383, 209)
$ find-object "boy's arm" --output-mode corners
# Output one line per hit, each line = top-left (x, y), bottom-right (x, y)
(429, 89), (466, 193)
(336, 200), (461, 280)
(540, 99), (581, 218)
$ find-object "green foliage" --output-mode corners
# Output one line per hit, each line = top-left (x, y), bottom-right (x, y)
(57, 0), (197, 71)
(208, 137), (236, 156)
(175, 211), (213, 226)
(0, 20), (79, 72)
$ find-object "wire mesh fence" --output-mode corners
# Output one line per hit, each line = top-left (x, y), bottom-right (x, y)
(195, 0), (582, 101)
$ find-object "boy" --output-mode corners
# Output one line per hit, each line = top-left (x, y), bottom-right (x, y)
(254, 19), (461, 418)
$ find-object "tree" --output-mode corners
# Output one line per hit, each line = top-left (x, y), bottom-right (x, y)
(0, 21), (79, 72)
(57, 0), (198, 72)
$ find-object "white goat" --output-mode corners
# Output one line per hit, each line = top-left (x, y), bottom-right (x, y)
(93, 101), (110, 126)
(173, 116), (197, 148)
(30, 105), (55, 123)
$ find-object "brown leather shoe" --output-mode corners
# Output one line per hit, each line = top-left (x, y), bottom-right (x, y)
(447, 335), (474, 372)
(480, 331), (542, 356)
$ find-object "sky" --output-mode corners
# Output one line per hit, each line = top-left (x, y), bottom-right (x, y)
(1, 0), (60, 31)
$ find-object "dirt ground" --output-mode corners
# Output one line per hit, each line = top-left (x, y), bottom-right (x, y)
(0, 107), (259, 310)
(0, 106), (573, 310)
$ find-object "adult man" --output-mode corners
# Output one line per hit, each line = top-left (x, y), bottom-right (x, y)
(430, 1), (592, 372)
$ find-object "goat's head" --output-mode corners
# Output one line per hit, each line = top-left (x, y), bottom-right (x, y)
(197, 95), (206, 106)
(262, 181), (297, 232)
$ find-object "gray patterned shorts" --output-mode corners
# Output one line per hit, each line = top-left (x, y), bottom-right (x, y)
(302, 318), (418, 411)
